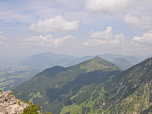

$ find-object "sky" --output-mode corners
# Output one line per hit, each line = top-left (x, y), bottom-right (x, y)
(0, 0), (152, 59)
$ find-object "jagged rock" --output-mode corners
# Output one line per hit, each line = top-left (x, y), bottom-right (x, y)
(0, 90), (30, 114)
(9, 96), (14, 99)
(0, 97), (5, 103)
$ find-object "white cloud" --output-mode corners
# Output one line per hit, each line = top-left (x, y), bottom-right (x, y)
(89, 26), (113, 39)
(85, 0), (137, 14)
(123, 13), (152, 29)
(131, 29), (152, 46)
(29, 15), (80, 33)
(84, 26), (126, 46)
(18, 34), (76, 47)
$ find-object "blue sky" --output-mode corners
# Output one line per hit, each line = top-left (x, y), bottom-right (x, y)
(0, 0), (152, 58)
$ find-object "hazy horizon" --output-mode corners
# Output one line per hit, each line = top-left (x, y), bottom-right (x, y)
(0, 51), (151, 62)
(0, 0), (152, 59)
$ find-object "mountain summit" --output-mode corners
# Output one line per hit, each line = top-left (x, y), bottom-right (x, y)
(13, 57), (120, 113)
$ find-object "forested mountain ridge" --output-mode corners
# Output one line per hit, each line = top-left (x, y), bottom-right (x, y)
(60, 57), (152, 114)
(12, 57), (121, 114)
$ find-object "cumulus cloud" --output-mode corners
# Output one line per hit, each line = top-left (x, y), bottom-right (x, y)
(29, 15), (80, 33)
(131, 29), (152, 46)
(18, 34), (76, 47)
(85, 0), (137, 14)
(84, 26), (126, 46)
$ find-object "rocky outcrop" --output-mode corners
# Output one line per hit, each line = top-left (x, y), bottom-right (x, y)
(0, 90), (29, 114)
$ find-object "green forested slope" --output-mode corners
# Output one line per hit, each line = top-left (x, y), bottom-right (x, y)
(60, 57), (152, 114)
(13, 57), (120, 114)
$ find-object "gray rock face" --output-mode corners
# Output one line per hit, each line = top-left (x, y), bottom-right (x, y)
(0, 90), (30, 114)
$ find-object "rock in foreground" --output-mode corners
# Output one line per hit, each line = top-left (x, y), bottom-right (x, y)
(0, 90), (29, 114)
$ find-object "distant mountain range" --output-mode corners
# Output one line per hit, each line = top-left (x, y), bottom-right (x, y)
(20, 52), (95, 69)
(20, 52), (140, 70)
(0, 52), (143, 92)
(20, 52), (75, 68)
(99, 53), (140, 65)
(12, 56), (152, 114)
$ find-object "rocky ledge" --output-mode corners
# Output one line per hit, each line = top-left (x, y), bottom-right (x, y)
(0, 90), (29, 114)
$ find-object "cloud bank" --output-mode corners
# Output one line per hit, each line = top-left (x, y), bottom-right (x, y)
(84, 26), (126, 46)
(18, 34), (76, 47)
(29, 15), (80, 33)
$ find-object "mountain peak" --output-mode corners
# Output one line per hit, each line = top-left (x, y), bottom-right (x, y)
(79, 56), (120, 72)
(88, 56), (108, 63)
(91, 56), (105, 60)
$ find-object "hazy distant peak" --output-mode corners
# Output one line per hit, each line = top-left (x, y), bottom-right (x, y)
(113, 58), (132, 70)
(114, 58), (129, 63)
